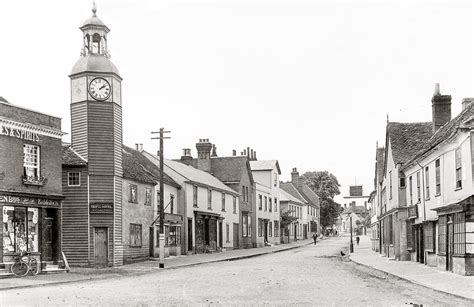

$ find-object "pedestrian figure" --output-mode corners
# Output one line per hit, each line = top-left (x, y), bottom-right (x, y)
(356, 236), (360, 245)
(312, 232), (317, 245)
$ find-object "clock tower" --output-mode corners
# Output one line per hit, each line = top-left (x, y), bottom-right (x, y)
(69, 3), (123, 265)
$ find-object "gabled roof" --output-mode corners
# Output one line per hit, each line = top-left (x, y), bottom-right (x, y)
(210, 156), (254, 185)
(122, 146), (180, 187)
(386, 122), (433, 166)
(403, 104), (474, 170)
(280, 182), (307, 204)
(300, 184), (321, 208)
(376, 147), (385, 184)
(143, 151), (238, 195)
(62, 144), (87, 166)
(279, 188), (305, 205)
(249, 160), (281, 174)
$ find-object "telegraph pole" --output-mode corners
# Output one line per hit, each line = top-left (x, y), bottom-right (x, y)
(151, 128), (170, 268)
(349, 215), (354, 253)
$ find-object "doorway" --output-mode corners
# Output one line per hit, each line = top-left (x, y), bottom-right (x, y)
(218, 221), (223, 248)
(415, 225), (424, 263)
(94, 227), (108, 266)
(188, 219), (193, 252)
(43, 217), (54, 262)
(264, 221), (268, 243)
(303, 224), (308, 239)
(233, 223), (239, 249)
(294, 224), (297, 240)
(447, 219), (454, 271)
(149, 227), (154, 257)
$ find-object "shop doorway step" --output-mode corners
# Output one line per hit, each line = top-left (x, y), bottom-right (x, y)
(42, 261), (68, 274)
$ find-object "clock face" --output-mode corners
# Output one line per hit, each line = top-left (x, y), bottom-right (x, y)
(88, 77), (111, 101)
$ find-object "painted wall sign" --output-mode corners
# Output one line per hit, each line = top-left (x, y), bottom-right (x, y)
(1, 125), (40, 142)
(90, 202), (113, 214)
(0, 194), (60, 207)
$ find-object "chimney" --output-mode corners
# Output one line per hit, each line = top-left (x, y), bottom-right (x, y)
(462, 98), (474, 110)
(247, 147), (250, 159)
(243, 149), (247, 156)
(135, 143), (143, 151)
(232, 150), (237, 156)
(196, 139), (212, 172)
(250, 149), (254, 161)
(181, 148), (193, 162)
(211, 144), (217, 157)
(291, 168), (300, 188)
(254, 151), (257, 160)
(432, 83), (452, 132)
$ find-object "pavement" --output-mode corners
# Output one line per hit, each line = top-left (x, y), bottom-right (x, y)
(0, 238), (313, 291)
(349, 234), (474, 300)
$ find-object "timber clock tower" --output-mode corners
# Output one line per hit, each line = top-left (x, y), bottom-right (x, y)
(68, 2), (123, 266)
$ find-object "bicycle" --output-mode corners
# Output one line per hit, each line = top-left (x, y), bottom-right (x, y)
(10, 251), (41, 277)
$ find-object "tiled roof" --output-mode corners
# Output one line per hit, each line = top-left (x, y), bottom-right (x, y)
(210, 157), (253, 184)
(122, 146), (180, 187)
(300, 184), (320, 208)
(280, 182), (307, 204)
(61, 144), (87, 166)
(249, 160), (281, 174)
(143, 152), (238, 195)
(403, 104), (474, 170)
(376, 147), (385, 184)
(387, 122), (433, 165)
(279, 188), (305, 205)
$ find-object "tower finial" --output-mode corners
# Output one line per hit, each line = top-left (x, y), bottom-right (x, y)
(92, 0), (97, 17)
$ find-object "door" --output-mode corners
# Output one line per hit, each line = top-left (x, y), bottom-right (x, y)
(294, 224), (297, 240)
(264, 221), (268, 243)
(94, 228), (108, 266)
(447, 220), (454, 271)
(419, 226), (424, 263)
(218, 221), (223, 248)
(188, 219), (193, 252)
(303, 225), (308, 239)
(233, 223), (239, 249)
(149, 227), (154, 257)
(43, 217), (53, 261)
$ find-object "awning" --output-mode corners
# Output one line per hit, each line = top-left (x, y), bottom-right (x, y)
(194, 210), (222, 219)
(431, 195), (474, 215)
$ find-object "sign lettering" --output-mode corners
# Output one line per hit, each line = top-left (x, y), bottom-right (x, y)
(1, 125), (40, 142)
(0, 194), (60, 207)
(90, 202), (113, 214)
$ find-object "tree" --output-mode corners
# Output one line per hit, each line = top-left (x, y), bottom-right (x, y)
(280, 209), (298, 241)
(302, 171), (342, 232)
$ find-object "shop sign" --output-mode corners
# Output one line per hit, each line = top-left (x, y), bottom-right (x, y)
(1, 124), (40, 142)
(0, 194), (60, 208)
(90, 202), (113, 214)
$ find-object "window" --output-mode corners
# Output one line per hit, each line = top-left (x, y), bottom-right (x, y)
(226, 224), (230, 243)
(233, 196), (237, 214)
(168, 225), (181, 246)
(23, 144), (40, 179)
(258, 219), (263, 237)
(269, 198), (272, 212)
(274, 173), (277, 187)
(130, 224), (142, 247)
(409, 176), (413, 205)
(129, 184), (138, 203)
(274, 198), (278, 212)
(416, 172), (421, 203)
(435, 159), (441, 195)
(193, 185), (198, 207)
(438, 216), (446, 254)
(145, 188), (152, 206)
(399, 176), (406, 188)
(455, 148), (462, 189)
(381, 188), (386, 213)
(423, 222), (435, 252)
(454, 213), (466, 255)
(425, 167), (430, 200)
(406, 221), (413, 249)
(207, 189), (212, 209)
(169, 194), (174, 213)
(2, 207), (39, 253)
(274, 221), (279, 237)
(389, 171), (392, 199)
(246, 187), (249, 203)
(221, 193), (226, 212)
(242, 214), (251, 237)
(242, 185), (246, 201)
(264, 197), (267, 211)
(258, 195), (262, 210)
(68, 172), (80, 186)
(269, 221), (272, 237)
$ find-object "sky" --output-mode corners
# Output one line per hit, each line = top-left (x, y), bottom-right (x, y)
(0, 0), (472, 204)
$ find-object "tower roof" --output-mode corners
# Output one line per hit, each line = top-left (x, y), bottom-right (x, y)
(70, 54), (121, 77)
(80, 1), (110, 32)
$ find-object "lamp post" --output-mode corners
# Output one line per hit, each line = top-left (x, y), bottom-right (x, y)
(349, 215), (354, 253)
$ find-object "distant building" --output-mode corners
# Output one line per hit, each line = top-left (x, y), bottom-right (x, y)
(340, 185), (370, 235)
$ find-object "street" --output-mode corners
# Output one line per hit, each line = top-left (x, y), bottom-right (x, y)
(1, 236), (471, 306)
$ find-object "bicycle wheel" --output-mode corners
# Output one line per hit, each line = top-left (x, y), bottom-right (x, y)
(10, 262), (29, 277)
(29, 259), (40, 275)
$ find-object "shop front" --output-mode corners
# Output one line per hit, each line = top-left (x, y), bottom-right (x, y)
(194, 211), (222, 253)
(154, 213), (183, 258)
(1, 193), (62, 270)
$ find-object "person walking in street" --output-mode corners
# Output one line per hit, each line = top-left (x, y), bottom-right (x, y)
(356, 236), (360, 246)
(312, 232), (317, 245)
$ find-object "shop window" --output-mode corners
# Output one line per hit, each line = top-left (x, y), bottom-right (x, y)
(168, 226), (181, 246)
(68, 172), (81, 186)
(23, 144), (40, 179)
(435, 159), (441, 195)
(207, 189), (212, 210)
(129, 223), (142, 247)
(129, 184), (138, 203)
(438, 216), (446, 254)
(455, 148), (462, 189)
(226, 224), (230, 243)
(423, 222), (435, 252)
(466, 213), (474, 254)
(193, 186), (198, 207)
(454, 213), (466, 255)
(233, 196), (237, 214)
(169, 194), (174, 214)
(274, 221), (279, 237)
(3, 207), (39, 254)
(145, 188), (152, 206)
(269, 222), (272, 237)
(221, 193), (226, 212)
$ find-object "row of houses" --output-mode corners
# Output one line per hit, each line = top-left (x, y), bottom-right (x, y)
(369, 84), (474, 276)
(0, 7), (320, 271)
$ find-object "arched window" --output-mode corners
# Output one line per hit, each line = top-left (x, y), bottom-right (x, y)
(92, 33), (101, 54)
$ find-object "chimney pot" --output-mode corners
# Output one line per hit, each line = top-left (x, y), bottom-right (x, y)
(135, 144), (140, 150)
(196, 138), (212, 172)
(254, 151), (257, 160)
(232, 150), (236, 156)
(243, 149), (247, 156)
(434, 83), (440, 95)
